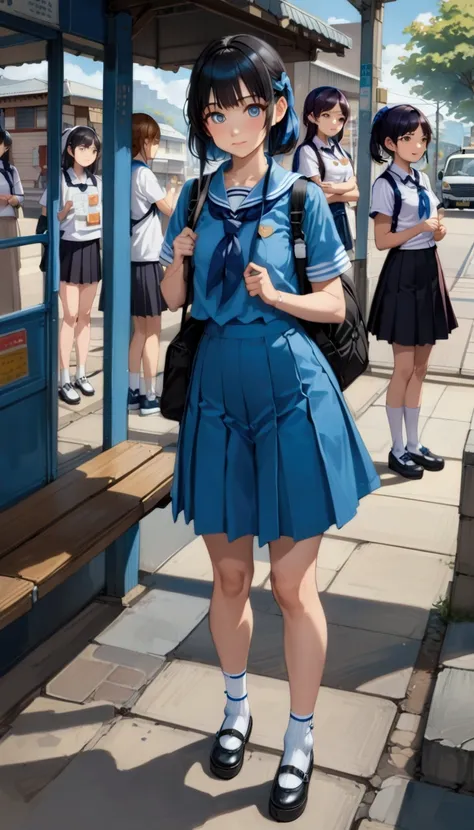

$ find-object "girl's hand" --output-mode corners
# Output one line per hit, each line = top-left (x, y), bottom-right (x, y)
(433, 224), (447, 242)
(173, 227), (197, 261)
(319, 181), (336, 194)
(244, 262), (279, 305)
(421, 217), (439, 233)
(0, 194), (10, 203)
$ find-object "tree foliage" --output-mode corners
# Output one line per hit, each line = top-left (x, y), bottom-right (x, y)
(393, 0), (474, 121)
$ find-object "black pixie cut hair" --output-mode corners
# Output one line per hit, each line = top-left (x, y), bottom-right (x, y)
(0, 127), (13, 168)
(370, 105), (432, 164)
(186, 34), (298, 173)
(62, 126), (101, 175)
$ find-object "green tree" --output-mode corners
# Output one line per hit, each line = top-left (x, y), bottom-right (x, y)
(393, 0), (474, 121)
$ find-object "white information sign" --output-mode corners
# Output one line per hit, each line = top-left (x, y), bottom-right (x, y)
(0, 0), (59, 27)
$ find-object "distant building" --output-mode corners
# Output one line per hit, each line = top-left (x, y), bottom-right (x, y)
(0, 77), (186, 192)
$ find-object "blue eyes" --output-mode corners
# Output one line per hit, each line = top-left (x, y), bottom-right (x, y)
(208, 105), (262, 124)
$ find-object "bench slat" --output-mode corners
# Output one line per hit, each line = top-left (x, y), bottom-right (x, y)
(0, 577), (35, 631)
(0, 441), (163, 559)
(0, 450), (175, 598)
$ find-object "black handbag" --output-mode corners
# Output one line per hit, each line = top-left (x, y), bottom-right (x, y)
(160, 176), (211, 422)
(289, 178), (369, 391)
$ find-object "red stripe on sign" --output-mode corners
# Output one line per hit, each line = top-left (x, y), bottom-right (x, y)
(0, 330), (27, 353)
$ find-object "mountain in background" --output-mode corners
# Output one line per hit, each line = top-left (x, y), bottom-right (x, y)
(132, 80), (187, 135)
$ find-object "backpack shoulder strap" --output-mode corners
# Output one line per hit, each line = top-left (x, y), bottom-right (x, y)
(380, 169), (402, 233)
(63, 168), (73, 188)
(289, 177), (309, 296)
(89, 173), (98, 188)
(187, 175), (211, 228)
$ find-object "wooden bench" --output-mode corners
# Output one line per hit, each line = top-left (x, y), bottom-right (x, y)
(0, 441), (175, 631)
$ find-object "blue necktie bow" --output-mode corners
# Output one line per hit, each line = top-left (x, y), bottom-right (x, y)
(206, 198), (269, 306)
(402, 171), (431, 220)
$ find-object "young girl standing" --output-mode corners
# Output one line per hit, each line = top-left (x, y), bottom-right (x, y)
(41, 126), (102, 405)
(128, 113), (174, 415)
(0, 128), (24, 316)
(368, 105), (457, 479)
(292, 87), (358, 254)
(160, 35), (379, 822)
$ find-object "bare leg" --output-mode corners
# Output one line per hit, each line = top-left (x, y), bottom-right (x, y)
(59, 282), (79, 372)
(204, 533), (254, 750)
(74, 282), (98, 374)
(142, 315), (162, 395)
(129, 316), (146, 375)
(405, 345), (433, 453)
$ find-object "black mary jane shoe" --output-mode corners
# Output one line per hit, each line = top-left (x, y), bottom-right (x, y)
(407, 445), (445, 472)
(210, 716), (253, 781)
(269, 752), (314, 823)
(388, 450), (424, 480)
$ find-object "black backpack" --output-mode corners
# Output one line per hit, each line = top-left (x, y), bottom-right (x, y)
(186, 176), (368, 392)
(289, 177), (369, 391)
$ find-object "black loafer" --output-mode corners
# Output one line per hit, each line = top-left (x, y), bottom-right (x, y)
(407, 445), (444, 472)
(210, 716), (253, 780)
(269, 752), (313, 823)
(388, 450), (424, 480)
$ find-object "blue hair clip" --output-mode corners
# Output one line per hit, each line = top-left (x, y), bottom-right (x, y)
(272, 71), (295, 109)
(372, 106), (390, 126)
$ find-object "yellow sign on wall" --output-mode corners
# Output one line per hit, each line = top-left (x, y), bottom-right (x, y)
(0, 329), (29, 388)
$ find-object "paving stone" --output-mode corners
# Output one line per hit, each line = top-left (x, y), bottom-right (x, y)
(430, 319), (472, 374)
(450, 572), (474, 614)
(107, 667), (145, 689)
(317, 568), (338, 591)
(91, 645), (164, 677)
(0, 603), (119, 723)
(370, 775), (474, 829)
(441, 622), (474, 670)
(343, 375), (388, 419)
(96, 587), (209, 657)
(374, 459), (462, 506)
(0, 697), (114, 805)
(46, 657), (115, 704)
(139, 506), (197, 574)
(57, 413), (103, 447)
(132, 661), (396, 779)
(432, 384), (474, 422)
(420, 418), (470, 460)
(390, 730), (416, 749)
(92, 682), (134, 706)
(327, 494), (458, 556)
(12, 719), (365, 830)
(397, 713), (421, 733)
(176, 608), (419, 700)
(422, 666), (474, 790)
(317, 538), (358, 572)
(324, 544), (452, 640)
(359, 821), (391, 830)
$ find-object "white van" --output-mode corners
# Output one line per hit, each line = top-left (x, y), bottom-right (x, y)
(439, 147), (474, 209)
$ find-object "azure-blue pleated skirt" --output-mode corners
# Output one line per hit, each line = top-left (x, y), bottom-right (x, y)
(172, 318), (379, 546)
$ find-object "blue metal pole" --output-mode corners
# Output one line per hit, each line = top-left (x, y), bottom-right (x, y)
(45, 33), (63, 483)
(354, 0), (382, 318)
(102, 11), (138, 598)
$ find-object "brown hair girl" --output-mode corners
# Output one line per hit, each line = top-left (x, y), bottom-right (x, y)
(132, 113), (161, 160)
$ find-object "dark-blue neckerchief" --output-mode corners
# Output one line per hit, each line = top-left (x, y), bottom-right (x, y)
(206, 167), (272, 307)
(393, 167), (431, 220)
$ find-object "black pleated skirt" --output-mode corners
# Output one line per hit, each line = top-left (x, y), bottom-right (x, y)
(368, 246), (458, 346)
(60, 238), (102, 284)
(131, 261), (168, 317)
(330, 202), (353, 252)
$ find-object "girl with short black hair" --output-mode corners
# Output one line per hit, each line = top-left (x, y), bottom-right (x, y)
(368, 105), (457, 479)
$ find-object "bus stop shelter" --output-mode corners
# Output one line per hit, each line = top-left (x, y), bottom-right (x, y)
(0, 0), (385, 671)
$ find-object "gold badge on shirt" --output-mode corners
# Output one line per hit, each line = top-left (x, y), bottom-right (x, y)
(339, 158), (350, 166)
(258, 224), (274, 238)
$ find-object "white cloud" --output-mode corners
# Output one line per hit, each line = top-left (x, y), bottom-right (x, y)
(327, 17), (350, 24)
(0, 61), (47, 81)
(415, 11), (434, 25)
(133, 65), (189, 109)
(64, 61), (103, 89)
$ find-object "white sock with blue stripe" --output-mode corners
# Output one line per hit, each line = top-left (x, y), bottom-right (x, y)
(219, 670), (250, 751)
(279, 712), (314, 790)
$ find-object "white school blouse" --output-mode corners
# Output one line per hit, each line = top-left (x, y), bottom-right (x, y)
(130, 165), (166, 263)
(40, 170), (102, 242)
(296, 135), (354, 184)
(0, 160), (24, 218)
(370, 163), (439, 251)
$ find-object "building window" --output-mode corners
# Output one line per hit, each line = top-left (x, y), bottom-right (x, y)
(36, 107), (47, 129)
(16, 107), (36, 129)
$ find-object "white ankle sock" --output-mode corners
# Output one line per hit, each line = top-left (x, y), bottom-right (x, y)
(145, 378), (156, 401)
(76, 364), (86, 380)
(139, 375), (146, 395)
(405, 406), (421, 453)
(129, 372), (140, 391)
(386, 405), (405, 458)
(220, 670), (250, 752)
(60, 368), (71, 387)
(279, 713), (314, 790)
